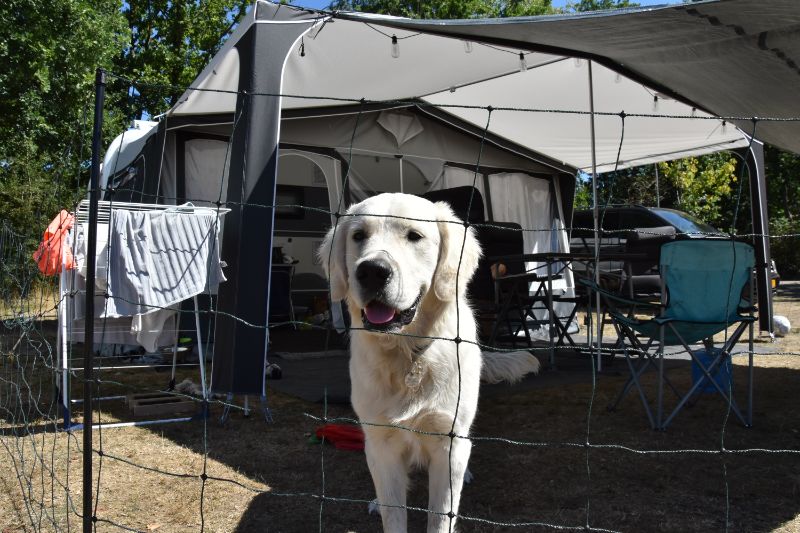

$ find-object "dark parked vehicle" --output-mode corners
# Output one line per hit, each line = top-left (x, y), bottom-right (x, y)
(570, 205), (780, 291)
(571, 205), (721, 243)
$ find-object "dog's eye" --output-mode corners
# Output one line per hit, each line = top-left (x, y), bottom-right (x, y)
(407, 231), (423, 242)
(352, 230), (366, 242)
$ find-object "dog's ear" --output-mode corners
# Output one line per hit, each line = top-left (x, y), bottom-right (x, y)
(433, 202), (482, 302)
(317, 219), (349, 301)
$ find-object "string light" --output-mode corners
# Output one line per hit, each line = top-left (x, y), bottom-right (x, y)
(653, 94), (659, 111)
(464, 41), (473, 53)
(519, 52), (527, 72)
(391, 35), (400, 59)
(299, 38), (305, 58)
(574, 57), (583, 68)
(614, 72), (622, 84)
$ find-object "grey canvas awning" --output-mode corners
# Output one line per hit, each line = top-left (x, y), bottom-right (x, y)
(168, 0), (800, 172)
(335, 0), (800, 156)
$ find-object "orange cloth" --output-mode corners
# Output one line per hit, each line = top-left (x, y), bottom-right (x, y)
(33, 210), (75, 276)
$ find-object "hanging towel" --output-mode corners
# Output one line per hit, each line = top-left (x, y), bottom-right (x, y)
(103, 209), (225, 318)
(33, 210), (75, 275)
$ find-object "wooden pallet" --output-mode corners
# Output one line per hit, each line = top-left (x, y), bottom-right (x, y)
(127, 392), (197, 418)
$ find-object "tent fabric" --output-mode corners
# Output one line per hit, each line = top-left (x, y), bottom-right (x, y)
(280, 108), (560, 172)
(98, 0), (785, 393)
(184, 138), (231, 206)
(376, 109), (425, 146)
(167, 0), (781, 172)
(424, 60), (747, 172)
(337, 0), (800, 156)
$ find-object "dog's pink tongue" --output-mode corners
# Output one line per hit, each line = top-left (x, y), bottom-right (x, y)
(364, 302), (396, 324)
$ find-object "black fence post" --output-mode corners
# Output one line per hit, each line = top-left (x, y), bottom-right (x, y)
(83, 67), (106, 533)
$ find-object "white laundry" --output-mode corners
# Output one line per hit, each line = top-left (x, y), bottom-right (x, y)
(104, 208), (225, 318)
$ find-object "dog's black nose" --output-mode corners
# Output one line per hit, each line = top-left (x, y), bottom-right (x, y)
(356, 259), (392, 293)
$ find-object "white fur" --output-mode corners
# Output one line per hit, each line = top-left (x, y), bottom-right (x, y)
(479, 351), (540, 384)
(318, 193), (537, 532)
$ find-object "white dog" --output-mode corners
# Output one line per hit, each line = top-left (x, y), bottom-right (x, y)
(319, 193), (539, 533)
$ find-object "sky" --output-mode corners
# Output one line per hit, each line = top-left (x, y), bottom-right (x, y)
(288, 0), (677, 12)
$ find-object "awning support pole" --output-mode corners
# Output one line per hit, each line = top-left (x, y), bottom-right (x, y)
(588, 60), (602, 372)
(744, 141), (773, 334)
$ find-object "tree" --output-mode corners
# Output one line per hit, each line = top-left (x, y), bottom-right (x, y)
(116, 0), (251, 119)
(656, 153), (739, 230)
(764, 145), (800, 276)
(0, 0), (129, 248)
(564, 0), (638, 11)
(327, 0), (555, 18)
(764, 145), (800, 222)
(587, 165), (669, 209)
(0, 0), (252, 249)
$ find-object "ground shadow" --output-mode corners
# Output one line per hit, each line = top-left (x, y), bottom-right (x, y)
(122, 347), (800, 533)
(9, 283), (798, 532)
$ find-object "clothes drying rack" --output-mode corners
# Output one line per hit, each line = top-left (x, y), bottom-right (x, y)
(59, 200), (229, 430)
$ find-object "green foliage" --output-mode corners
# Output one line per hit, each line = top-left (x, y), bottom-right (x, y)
(573, 175), (592, 210)
(764, 146), (800, 277)
(0, 0), (129, 161)
(328, 0), (644, 16)
(769, 216), (800, 277)
(598, 165), (667, 208)
(327, 0), (555, 18)
(0, 0), (252, 250)
(577, 152), (742, 230)
(0, 0), (129, 245)
(657, 153), (739, 230)
(564, 0), (638, 12)
(117, 0), (250, 118)
(764, 144), (800, 222)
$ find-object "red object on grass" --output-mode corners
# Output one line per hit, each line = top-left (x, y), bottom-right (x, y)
(315, 424), (365, 451)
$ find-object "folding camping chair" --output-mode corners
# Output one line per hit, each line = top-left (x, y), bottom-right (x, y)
(586, 239), (756, 430)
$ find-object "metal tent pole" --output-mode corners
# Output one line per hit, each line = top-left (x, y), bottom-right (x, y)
(744, 141), (773, 334)
(83, 67), (106, 533)
(587, 61), (602, 372)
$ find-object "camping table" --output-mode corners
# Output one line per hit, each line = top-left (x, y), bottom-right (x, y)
(490, 251), (647, 369)
(490, 252), (592, 367)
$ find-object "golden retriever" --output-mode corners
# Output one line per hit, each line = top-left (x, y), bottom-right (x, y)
(318, 193), (539, 532)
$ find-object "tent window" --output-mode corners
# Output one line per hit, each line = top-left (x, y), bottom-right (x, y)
(276, 153), (332, 234)
(275, 185), (304, 219)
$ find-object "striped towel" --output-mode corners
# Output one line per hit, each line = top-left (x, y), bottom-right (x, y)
(103, 209), (225, 318)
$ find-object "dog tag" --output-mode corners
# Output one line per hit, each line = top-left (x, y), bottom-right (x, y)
(405, 360), (424, 391)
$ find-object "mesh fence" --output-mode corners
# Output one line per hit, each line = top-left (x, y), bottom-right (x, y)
(1, 69), (799, 533)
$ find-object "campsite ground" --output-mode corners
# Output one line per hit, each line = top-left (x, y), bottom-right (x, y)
(1, 282), (800, 532)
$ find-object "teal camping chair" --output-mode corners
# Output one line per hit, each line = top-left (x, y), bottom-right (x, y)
(590, 239), (756, 430)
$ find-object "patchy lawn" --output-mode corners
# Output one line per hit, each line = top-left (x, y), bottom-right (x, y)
(1, 282), (800, 532)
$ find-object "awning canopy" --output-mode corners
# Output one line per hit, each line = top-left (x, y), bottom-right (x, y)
(169, 0), (800, 173)
(155, 0), (790, 389)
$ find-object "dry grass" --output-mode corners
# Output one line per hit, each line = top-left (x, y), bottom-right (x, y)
(0, 282), (60, 321)
(1, 283), (800, 532)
